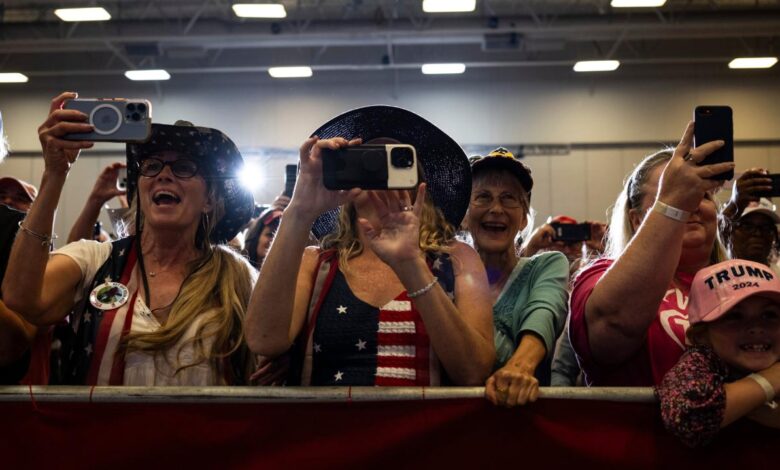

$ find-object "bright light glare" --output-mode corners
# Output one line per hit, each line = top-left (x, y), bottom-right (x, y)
(240, 162), (265, 190)
(573, 60), (621, 72)
(0, 73), (29, 83)
(268, 66), (313, 78)
(728, 57), (778, 69)
(54, 7), (112, 22)
(232, 4), (287, 18)
(610, 0), (666, 7)
(124, 70), (171, 81)
(422, 0), (476, 13)
(421, 63), (467, 75)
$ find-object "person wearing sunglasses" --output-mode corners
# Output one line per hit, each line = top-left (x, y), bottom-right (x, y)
(465, 148), (569, 407)
(3, 93), (256, 386)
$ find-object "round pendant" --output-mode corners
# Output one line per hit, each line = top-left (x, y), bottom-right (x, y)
(89, 278), (130, 311)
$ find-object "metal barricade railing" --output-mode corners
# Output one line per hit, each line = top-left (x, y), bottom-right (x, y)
(0, 386), (657, 403)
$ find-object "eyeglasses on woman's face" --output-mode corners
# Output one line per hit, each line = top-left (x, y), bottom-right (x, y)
(471, 190), (524, 209)
(139, 157), (199, 179)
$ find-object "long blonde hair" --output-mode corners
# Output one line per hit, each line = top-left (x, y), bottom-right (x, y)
(120, 186), (254, 382)
(320, 191), (456, 272)
(604, 148), (727, 263)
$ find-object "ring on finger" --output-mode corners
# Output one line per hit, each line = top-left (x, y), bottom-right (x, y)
(400, 205), (413, 212)
(683, 153), (695, 162)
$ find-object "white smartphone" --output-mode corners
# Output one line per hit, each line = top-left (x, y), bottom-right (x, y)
(117, 167), (128, 192)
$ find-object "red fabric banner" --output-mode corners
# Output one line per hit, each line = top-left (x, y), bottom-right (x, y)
(1, 397), (776, 468)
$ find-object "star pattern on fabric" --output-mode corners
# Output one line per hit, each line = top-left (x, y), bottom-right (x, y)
(313, 343), (322, 353)
(103, 276), (112, 284)
(118, 249), (125, 257)
(432, 258), (443, 271)
(84, 344), (93, 356)
(337, 305), (348, 315)
(334, 371), (344, 382)
(355, 339), (367, 351)
(83, 312), (92, 324)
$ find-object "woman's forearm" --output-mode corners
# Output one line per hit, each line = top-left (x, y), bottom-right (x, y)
(245, 206), (316, 355)
(2, 170), (66, 320)
(586, 209), (686, 361)
(393, 258), (495, 385)
(506, 333), (546, 374)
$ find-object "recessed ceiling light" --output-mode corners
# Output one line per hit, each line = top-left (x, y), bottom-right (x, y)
(232, 3), (287, 18)
(54, 7), (112, 22)
(0, 73), (29, 83)
(422, 0), (476, 13)
(268, 66), (313, 78)
(124, 69), (171, 81)
(421, 63), (467, 75)
(573, 60), (620, 72)
(728, 57), (778, 69)
(610, 0), (666, 7)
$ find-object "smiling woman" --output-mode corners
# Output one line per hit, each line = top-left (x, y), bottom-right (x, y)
(465, 147), (569, 407)
(1, 93), (257, 386)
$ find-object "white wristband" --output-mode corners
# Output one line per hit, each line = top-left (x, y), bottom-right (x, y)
(653, 200), (691, 223)
(747, 373), (777, 407)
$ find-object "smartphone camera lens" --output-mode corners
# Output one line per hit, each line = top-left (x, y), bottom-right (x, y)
(127, 103), (136, 112)
(131, 112), (141, 121)
(136, 103), (147, 113)
(390, 147), (414, 168)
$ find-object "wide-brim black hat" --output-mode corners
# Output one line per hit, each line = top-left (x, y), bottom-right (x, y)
(126, 122), (254, 244)
(310, 105), (471, 239)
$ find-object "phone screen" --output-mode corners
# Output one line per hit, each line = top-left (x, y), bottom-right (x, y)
(551, 222), (591, 243)
(693, 106), (734, 181)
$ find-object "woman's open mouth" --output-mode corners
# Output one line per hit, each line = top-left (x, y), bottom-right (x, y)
(480, 222), (508, 233)
(152, 190), (182, 206)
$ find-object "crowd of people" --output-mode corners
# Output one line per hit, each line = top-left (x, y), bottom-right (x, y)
(0, 92), (778, 447)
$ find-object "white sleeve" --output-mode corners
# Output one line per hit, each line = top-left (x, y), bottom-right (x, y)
(51, 240), (113, 304)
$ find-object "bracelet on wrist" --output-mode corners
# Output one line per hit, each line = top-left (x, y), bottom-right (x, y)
(407, 276), (438, 299)
(652, 200), (691, 223)
(747, 372), (777, 408)
(17, 221), (58, 248)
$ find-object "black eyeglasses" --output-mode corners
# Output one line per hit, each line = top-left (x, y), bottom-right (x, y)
(471, 192), (525, 209)
(139, 158), (199, 179)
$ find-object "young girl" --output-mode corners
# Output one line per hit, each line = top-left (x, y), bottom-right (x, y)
(657, 259), (780, 447)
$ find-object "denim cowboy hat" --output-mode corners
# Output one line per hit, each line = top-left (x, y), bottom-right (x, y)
(126, 121), (254, 244)
(309, 105), (471, 239)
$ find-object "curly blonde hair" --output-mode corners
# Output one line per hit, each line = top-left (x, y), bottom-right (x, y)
(320, 191), (456, 272)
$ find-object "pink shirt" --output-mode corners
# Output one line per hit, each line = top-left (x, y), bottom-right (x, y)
(569, 259), (693, 386)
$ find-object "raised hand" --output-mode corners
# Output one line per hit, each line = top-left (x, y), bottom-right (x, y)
(730, 168), (772, 213)
(89, 162), (127, 205)
(38, 92), (94, 175)
(288, 136), (361, 222)
(357, 184), (426, 268)
(657, 121), (735, 212)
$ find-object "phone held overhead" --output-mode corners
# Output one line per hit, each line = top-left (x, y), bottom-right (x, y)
(693, 105), (734, 181)
(322, 144), (419, 190)
(63, 98), (152, 143)
(550, 222), (591, 243)
(755, 174), (780, 199)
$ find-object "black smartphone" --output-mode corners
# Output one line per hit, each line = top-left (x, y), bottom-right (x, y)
(551, 222), (591, 243)
(755, 174), (780, 199)
(63, 98), (152, 143)
(321, 144), (418, 190)
(283, 164), (297, 197)
(693, 105), (734, 181)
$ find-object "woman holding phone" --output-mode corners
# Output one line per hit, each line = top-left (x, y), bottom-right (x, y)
(245, 106), (495, 386)
(568, 122), (733, 386)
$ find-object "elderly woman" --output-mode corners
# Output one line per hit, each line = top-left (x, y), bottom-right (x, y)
(465, 148), (569, 406)
(569, 123), (733, 386)
(245, 106), (494, 386)
(2, 92), (256, 385)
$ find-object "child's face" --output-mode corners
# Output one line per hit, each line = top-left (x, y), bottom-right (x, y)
(707, 295), (780, 372)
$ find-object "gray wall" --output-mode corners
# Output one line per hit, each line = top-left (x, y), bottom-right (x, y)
(2, 72), (779, 246)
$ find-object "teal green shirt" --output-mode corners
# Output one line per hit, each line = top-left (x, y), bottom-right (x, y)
(493, 251), (570, 375)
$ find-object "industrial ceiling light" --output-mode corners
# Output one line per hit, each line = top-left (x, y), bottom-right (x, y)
(232, 3), (287, 18)
(573, 60), (620, 72)
(728, 57), (778, 69)
(422, 0), (476, 13)
(54, 7), (111, 22)
(610, 0), (666, 7)
(421, 63), (467, 75)
(268, 66), (313, 78)
(124, 69), (171, 81)
(0, 73), (29, 83)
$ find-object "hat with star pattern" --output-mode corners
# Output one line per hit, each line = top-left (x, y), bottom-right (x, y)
(126, 121), (254, 244)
